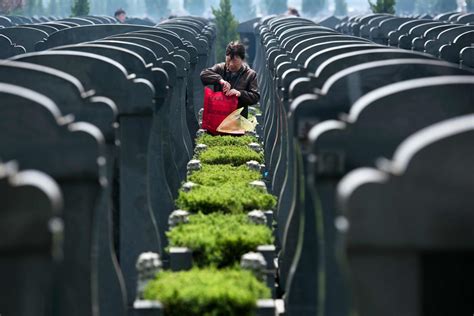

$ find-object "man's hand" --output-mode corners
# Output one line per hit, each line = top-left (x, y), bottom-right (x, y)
(219, 79), (231, 93)
(225, 89), (241, 97)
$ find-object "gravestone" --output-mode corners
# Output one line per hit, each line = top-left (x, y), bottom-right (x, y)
(0, 60), (126, 316)
(0, 82), (105, 316)
(0, 34), (25, 58)
(338, 113), (474, 316)
(0, 162), (63, 316)
(0, 26), (48, 52)
(12, 51), (163, 306)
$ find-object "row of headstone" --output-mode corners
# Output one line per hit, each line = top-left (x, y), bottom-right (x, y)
(0, 15), (58, 26)
(0, 15), (117, 56)
(0, 16), (216, 316)
(335, 12), (474, 67)
(253, 15), (474, 316)
(0, 14), (157, 28)
(0, 15), (160, 57)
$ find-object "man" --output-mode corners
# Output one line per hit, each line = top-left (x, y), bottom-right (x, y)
(114, 8), (126, 23)
(200, 41), (259, 118)
(286, 7), (300, 16)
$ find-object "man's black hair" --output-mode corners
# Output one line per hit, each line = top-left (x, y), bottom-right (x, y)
(114, 8), (126, 17)
(288, 7), (300, 17)
(225, 41), (245, 60)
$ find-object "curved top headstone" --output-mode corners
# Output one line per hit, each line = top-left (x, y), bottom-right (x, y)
(0, 82), (104, 179)
(11, 50), (155, 115)
(35, 24), (157, 50)
(0, 161), (63, 252)
(0, 26), (48, 52)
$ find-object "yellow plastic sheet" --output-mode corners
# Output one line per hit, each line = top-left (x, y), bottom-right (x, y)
(216, 108), (257, 135)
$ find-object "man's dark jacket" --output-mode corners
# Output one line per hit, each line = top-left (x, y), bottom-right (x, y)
(200, 62), (260, 117)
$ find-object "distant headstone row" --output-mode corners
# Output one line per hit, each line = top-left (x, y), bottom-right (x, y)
(0, 16), (216, 316)
(254, 15), (474, 316)
(335, 12), (474, 67)
(0, 15), (157, 57)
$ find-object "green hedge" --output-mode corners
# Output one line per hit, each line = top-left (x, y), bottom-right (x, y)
(176, 183), (276, 214)
(168, 213), (273, 267)
(197, 134), (258, 147)
(188, 164), (261, 187)
(198, 146), (264, 166)
(144, 267), (270, 316)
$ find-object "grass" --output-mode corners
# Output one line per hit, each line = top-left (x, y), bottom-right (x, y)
(198, 146), (264, 166)
(196, 134), (258, 147)
(168, 213), (273, 267)
(176, 182), (277, 214)
(144, 267), (271, 316)
(187, 164), (261, 187)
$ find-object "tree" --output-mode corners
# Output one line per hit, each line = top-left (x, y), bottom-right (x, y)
(212, 0), (239, 62)
(232, 0), (256, 22)
(335, 0), (347, 15)
(71, 0), (90, 16)
(302, 0), (326, 16)
(146, 0), (170, 20)
(369, 0), (396, 13)
(262, 0), (287, 15)
(184, 0), (205, 15)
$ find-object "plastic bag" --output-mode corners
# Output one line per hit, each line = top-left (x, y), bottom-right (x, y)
(216, 108), (257, 135)
(201, 87), (239, 135)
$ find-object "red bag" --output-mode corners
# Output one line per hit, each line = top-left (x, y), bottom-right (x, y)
(202, 87), (239, 135)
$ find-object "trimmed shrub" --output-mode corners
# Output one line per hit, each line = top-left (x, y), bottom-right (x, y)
(144, 267), (271, 316)
(199, 146), (264, 166)
(167, 213), (273, 267)
(176, 183), (277, 214)
(188, 164), (261, 186)
(196, 134), (258, 147)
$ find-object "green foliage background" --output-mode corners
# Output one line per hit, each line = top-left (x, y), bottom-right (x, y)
(212, 0), (239, 62)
